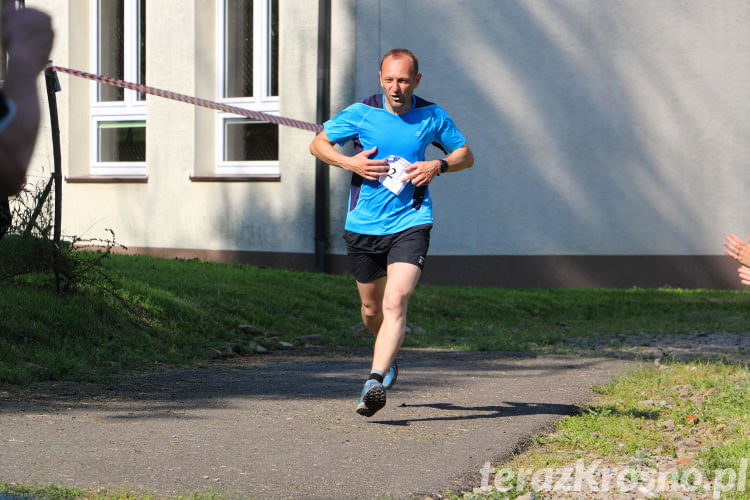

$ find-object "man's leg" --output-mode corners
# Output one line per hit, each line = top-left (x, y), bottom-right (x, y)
(355, 263), (420, 417)
(356, 277), (386, 335)
(357, 275), (398, 389)
(370, 261), (422, 374)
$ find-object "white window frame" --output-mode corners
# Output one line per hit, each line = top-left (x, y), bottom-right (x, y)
(216, 0), (279, 176)
(90, 0), (146, 175)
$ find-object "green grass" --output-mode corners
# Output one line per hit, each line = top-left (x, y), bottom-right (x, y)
(2, 250), (750, 499)
(0, 483), (228, 500)
(1, 251), (749, 386)
(0, 252), (360, 385)
(456, 361), (750, 499)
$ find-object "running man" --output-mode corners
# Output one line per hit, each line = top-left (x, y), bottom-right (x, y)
(309, 48), (474, 417)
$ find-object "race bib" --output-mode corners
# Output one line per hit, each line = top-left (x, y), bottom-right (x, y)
(379, 155), (411, 195)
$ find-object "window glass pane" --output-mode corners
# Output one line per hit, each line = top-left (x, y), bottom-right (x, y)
(98, 0), (124, 102)
(224, 0), (253, 98)
(269, 0), (278, 97)
(137, 0), (146, 101)
(223, 119), (277, 161)
(98, 121), (146, 162)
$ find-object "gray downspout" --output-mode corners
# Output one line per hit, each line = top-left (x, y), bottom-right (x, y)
(314, 0), (331, 273)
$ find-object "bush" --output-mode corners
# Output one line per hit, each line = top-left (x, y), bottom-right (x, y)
(0, 177), (121, 292)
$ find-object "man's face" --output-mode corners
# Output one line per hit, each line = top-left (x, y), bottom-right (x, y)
(379, 55), (421, 115)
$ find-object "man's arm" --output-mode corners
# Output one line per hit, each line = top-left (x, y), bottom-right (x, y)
(309, 131), (389, 181)
(0, 1), (54, 197)
(403, 144), (474, 187)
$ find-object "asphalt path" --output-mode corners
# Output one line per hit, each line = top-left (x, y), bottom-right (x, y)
(0, 349), (634, 499)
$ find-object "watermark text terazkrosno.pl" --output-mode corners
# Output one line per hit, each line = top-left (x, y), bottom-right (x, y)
(479, 459), (747, 499)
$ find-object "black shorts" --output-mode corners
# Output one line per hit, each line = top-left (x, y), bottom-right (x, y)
(343, 224), (432, 283)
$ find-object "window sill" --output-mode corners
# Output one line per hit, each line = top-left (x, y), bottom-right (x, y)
(65, 176), (148, 183)
(189, 175), (281, 182)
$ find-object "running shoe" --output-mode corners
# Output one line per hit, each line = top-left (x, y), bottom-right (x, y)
(383, 360), (398, 389)
(355, 379), (386, 417)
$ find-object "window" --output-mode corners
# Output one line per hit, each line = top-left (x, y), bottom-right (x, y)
(90, 0), (146, 175)
(216, 0), (279, 176)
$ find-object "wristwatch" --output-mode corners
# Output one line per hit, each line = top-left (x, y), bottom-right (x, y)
(437, 159), (449, 175)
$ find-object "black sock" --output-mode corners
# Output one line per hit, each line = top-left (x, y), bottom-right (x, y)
(368, 372), (384, 384)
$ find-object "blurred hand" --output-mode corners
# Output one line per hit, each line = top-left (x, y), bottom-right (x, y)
(2, 0), (54, 76)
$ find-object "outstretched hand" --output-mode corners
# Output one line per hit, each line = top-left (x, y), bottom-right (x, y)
(737, 266), (750, 286)
(345, 146), (389, 181)
(723, 233), (750, 268)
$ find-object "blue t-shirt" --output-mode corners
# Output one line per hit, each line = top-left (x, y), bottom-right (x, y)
(324, 94), (466, 235)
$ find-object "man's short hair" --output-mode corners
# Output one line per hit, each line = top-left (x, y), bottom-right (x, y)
(380, 48), (419, 76)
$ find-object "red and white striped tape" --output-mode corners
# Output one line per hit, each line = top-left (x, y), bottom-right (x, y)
(46, 65), (324, 134)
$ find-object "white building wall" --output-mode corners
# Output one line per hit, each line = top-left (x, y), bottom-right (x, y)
(26, 1), (750, 280)
(348, 0), (750, 256)
(35, 0), (321, 256)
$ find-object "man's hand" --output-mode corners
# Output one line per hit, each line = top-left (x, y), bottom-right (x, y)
(309, 133), (389, 181)
(723, 233), (750, 268)
(402, 145), (474, 187)
(403, 160), (440, 187)
(344, 146), (389, 181)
